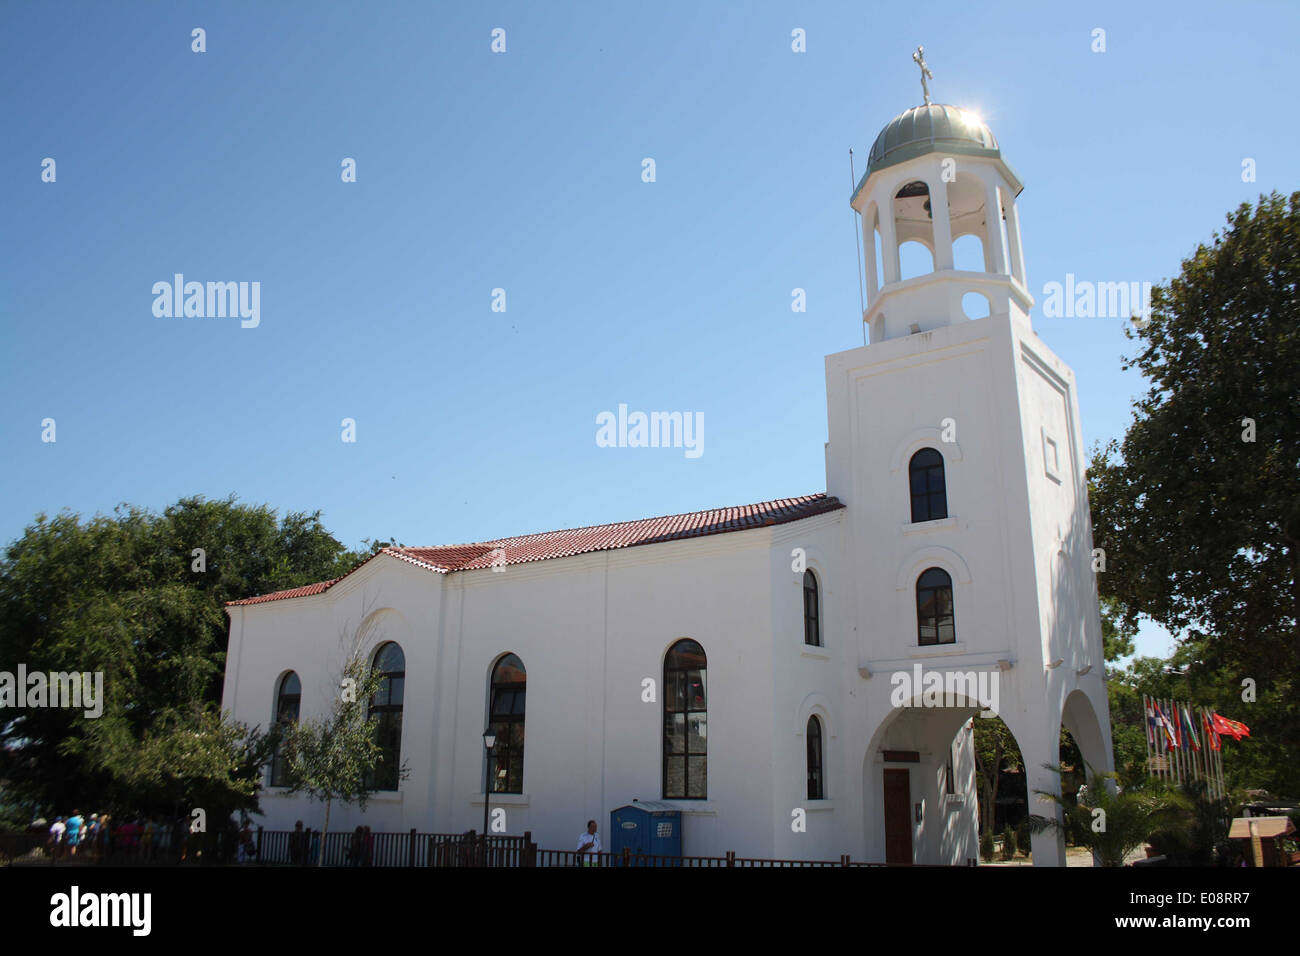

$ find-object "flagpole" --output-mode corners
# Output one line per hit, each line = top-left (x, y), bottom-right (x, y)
(1219, 713), (1227, 799)
(1156, 697), (1166, 784)
(1143, 694), (1152, 783)
(1159, 698), (1169, 784)
(1175, 697), (1185, 790)
(1178, 699), (1189, 787)
(1196, 707), (1205, 785)
(1176, 699), (1187, 787)
(1162, 698), (1172, 786)
(1212, 708), (1226, 801)
(1201, 712), (1211, 801)
(1202, 706), (1211, 798)
(1154, 697), (1164, 785)
(1196, 709), (1205, 784)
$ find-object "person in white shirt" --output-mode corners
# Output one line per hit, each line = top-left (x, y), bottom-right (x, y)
(576, 820), (601, 866)
(48, 817), (66, 859)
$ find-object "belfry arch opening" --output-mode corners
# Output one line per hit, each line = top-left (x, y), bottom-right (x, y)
(893, 180), (936, 280)
(946, 173), (1000, 273)
(899, 241), (935, 281)
(952, 234), (985, 273)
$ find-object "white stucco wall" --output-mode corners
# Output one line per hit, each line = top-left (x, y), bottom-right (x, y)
(225, 517), (847, 859)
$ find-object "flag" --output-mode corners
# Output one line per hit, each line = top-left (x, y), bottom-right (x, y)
(1211, 713), (1251, 741)
(1144, 700), (1156, 746)
(1180, 705), (1201, 751)
(1154, 703), (1178, 748)
(1202, 710), (1221, 751)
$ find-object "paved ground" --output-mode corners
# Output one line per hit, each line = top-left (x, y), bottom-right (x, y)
(982, 845), (1149, 866)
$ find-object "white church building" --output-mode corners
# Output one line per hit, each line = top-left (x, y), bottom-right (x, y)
(221, 76), (1114, 866)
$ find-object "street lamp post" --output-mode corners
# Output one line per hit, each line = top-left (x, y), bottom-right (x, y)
(482, 728), (496, 867)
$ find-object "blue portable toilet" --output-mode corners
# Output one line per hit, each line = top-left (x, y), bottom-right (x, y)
(609, 801), (682, 864)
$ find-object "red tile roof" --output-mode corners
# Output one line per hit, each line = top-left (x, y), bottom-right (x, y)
(227, 578), (344, 606)
(227, 493), (843, 607)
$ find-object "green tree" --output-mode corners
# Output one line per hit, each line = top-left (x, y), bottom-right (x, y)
(0, 496), (352, 814)
(1100, 595), (1136, 663)
(1015, 816), (1031, 858)
(1089, 192), (1300, 797)
(1000, 824), (1017, 861)
(81, 703), (277, 858)
(973, 717), (1022, 836)
(280, 631), (409, 866)
(1104, 674), (1157, 790)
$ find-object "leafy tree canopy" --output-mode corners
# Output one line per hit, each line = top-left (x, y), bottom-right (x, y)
(1089, 191), (1299, 797)
(0, 495), (356, 816)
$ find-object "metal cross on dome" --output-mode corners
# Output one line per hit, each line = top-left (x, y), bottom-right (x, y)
(912, 46), (933, 106)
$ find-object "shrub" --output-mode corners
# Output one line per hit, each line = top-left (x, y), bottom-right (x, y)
(1016, 817), (1032, 857)
(980, 829), (995, 862)
(1000, 825), (1017, 861)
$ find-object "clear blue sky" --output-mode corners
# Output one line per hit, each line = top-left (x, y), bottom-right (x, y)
(3, 1), (1296, 662)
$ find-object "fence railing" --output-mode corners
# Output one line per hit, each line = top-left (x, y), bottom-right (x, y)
(248, 829), (529, 867)
(0, 831), (47, 864)
(2, 829), (951, 868)
(536, 848), (919, 867)
(0, 828), (532, 867)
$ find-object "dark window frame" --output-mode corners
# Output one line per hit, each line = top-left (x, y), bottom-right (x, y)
(270, 671), (301, 787)
(803, 569), (821, 646)
(909, 447), (948, 523)
(806, 715), (825, 800)
(663, 639), (707, 800)
(487, 653), (527, 794)
(916, 567), (956, 646)
(367, 642), (405, 791)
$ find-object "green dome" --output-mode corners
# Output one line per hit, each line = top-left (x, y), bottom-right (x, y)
(866, 103), (999, 175)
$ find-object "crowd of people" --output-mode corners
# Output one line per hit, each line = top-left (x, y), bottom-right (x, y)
(36, 811), (201, 863)
(31, 813), (352, 866)
(28, 815), (509, 866)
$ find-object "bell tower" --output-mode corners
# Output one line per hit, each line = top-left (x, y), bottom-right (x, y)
(850, 50), (1031, 344)
(825, 51), (1115, 866)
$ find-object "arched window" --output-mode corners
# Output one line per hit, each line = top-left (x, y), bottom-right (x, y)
(803, 570), (821, 646)
(663, 639), (707, 799)
(916, 567), (955, 646)
(806, 715), (825, 800)
(269, 671), (301, 787)
(909, 447), (948, 522)
(367, 642), (405, 791)
(487, 653), (527, 794)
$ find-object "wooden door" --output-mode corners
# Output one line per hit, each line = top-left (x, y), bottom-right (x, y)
(883, 768), (913, 864)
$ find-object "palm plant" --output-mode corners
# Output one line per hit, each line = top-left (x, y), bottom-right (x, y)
(1027, 763), (1191, 866)
(1146, 778), (1238, 865)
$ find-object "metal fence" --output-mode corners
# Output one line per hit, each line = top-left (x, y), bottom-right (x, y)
(249, 829), (530, 867)
(3, 827), (233, 866)
(0, 829), (531, 867)
(535, 848), (925, 867)
(3, 828), (953, 868)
